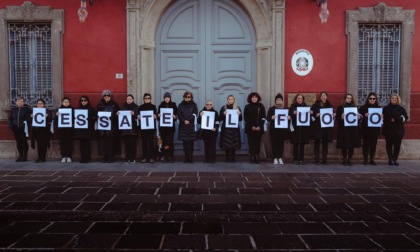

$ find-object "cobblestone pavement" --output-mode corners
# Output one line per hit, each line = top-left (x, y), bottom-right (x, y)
(1, 158), (420, 251)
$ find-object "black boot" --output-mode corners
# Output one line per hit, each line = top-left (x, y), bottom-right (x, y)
(342, 149), (347, 166)
(388, 158), (394, 166)
(314, 144), (320, 164)
(322, 149), (328, 164)
(254, 155), (260, 164)
(188, 141), (194, 163)
(21, 151), (27, 162)
(363, 157), (368, 165)
(250, 155), (255, 164)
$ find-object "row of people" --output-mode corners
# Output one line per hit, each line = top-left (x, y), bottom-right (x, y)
(8, 91), (408, 165)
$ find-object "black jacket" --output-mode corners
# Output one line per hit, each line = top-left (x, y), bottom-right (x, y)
(138, 102), (157, 132)
(244, 102), (266, 135)
(158, 101), (178, 133)
(336, 102), (361, 148)
(266, 106), (289, 140)
(197, 107), (219, 136)
(359, 103), (381, 137)
(9, 104), (31, 129)
(289, 102), (310, 144)
(97, 99), (120, 136)
(382, 103), (408, 138)
(121, 102), (139, 136)
(178, 100), (198, 141)
(73, 104), (97, 140)
(310, 100), (334, 142)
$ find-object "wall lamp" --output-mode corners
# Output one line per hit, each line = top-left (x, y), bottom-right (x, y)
(78, 0), (95, 23)
(314, 0), (329, 23)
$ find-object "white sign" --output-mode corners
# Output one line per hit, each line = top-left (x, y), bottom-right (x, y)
(291, 49), (314, 76)
(32, 108), (46, 127)
(320, 108), (334, 128)
(368, 108), (383, 128)
(201, 111), (215, 130)
(118, 110), (132, 130)
(344, 107), (358, 127)
(97, 111), (111, 130)
(74, 109), (88, 129)
(58, 108), (72, 128)
(160, 108), (173, 127)
(274, 109), (288, 129)
(140, 110), (155, 130)
(296, 107), (310, 126)
(225, 109), (239, 128)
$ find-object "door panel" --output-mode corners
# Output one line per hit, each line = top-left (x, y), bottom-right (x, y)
(156, 0), (256, 154)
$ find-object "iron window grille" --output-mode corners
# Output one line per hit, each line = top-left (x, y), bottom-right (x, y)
(8, 23), (53, 107)
(357, 24), (401, 106)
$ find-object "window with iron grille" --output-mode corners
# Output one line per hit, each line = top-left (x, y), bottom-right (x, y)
(357, 24), (401, 106)
(8, 23), (53, 107)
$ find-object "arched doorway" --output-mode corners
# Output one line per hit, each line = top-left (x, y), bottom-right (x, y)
(155, 0), (256, 154)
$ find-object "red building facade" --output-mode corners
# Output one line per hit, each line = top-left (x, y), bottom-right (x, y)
(0, 0), (419, 159)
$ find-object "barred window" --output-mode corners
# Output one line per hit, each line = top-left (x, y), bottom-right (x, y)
(357, 24), (401, 106)
(8, 23), (53, 107)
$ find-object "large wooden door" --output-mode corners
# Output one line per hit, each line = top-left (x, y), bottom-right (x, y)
(156, 0), (256, 154)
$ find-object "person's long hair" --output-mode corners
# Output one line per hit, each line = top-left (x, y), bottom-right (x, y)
(226, 95), (238, 109)
(364, 92), (379, 106)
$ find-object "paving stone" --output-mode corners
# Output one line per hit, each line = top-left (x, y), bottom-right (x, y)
(44, 202), (80, 211)
(368, 235), (420, 249)
(325, 222), (375, 234)
(277, 204), (314, 212)
(2, 193), (40, 202)
(182, 223), (223, 234)
(181, 188), (209, 194)
(208, 235), (253, 249)
(127, 223), (180, 234)
(301, 235), (380, 249)
(43, 221), (92, 233)
(203, 203), (239, 212)
(4, 202), (50, 211)
(347, 203), (388, 213)
(75, 202), (105, 211)
(290, 195), (325, 204)
(115, 234), (163, 249)
(162, 234), (206, 249)
(252, 235), (306, 249)
(161, 213), (196, 222)
(157, 187), (180, 194)
(101, 202), (140, 211)
(0, 233), (25, 247)
(36, 193), (87, 202)
(300, 213), (341, 222)
(362, 195), (408, 203)
(240, 204), (278, 211)
(277, 222), (331, 234)
(364, 222), (420, 234)
(12, 233), (74, 248)
(126, 187), (157, 194)
(67, 233), (120, 249)
(139, 203), (170, 212)
(224, 223), (280, 234)
(82, 194), (115, 202)
(0, 221), (50, 233)
(87, 222), (130, 234)
(311, 203), (352, 212)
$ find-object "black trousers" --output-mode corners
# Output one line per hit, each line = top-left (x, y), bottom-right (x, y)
(59, 133), (73, 158)
(293, 143), (305, 161)
(124, 136), (137, 161)
(271, 138), (285, 159)
(79, 139), (91, 162)
(314, 134), (329, 162)
(362, 134), (378, 161)
(141, 132), (155, 161)
(385, 136), (402, 161)
(36, 138), (49, 161)
(100, 135), (116, 161)
(247, 133), (262, 156)
(182, 140), (195, 162)
(12, 127), (28, 156)
(202, 133), (217, 162)
(161, 130), (174, 157)
(341, 148), (354, 160)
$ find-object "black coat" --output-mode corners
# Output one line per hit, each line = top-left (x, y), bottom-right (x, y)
(56, 105), (74, 140)
(382, 103), (408, 138)
(138, 102), (157, 132)
(97, 99), (120, 136)
(121, 102), (139, 136)
(266, 106), (289, 140)
(31, 109), (52, 147)
(178, 100), (198, 141)
(289, 102), (310, 144)
(336, 103), (361, 148)
(359, 103), (381, 137)
(310, 101), (333, 142)
(244, 102), (266, 135)
(73, 105), (97, 140)
(9, 104), (31, 129)
(219, 105), (242, 150)
(197, 107), (219, 138)
(158, 101), (178, 133)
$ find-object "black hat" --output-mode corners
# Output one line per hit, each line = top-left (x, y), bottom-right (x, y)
(163, 92), (171, 99)
(275, 93), (283, 101)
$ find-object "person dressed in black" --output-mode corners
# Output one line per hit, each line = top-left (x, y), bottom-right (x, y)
(359, 92), (381, 165)
(219, 95), (242, 162)
(311, 91), (334, 164)
(97, 90), (120, 163)
(266, 93), (289, 165)
(30, 98), (52, 163)
(244, 92), (266, 164)
(139, 93), (157, 163)
(73, 95), (97, 163)
(383, 93), (408, 166)
(56, 97), (74, 163)
(9, 97), (31, 162)
(336, 93), (361, 166)
(119, 94), (139, 163)
(178, 91), (198, 163)
(158, 92), (178, 163)
(198, 100), (219, 163)
(289, 94), (311, 165)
